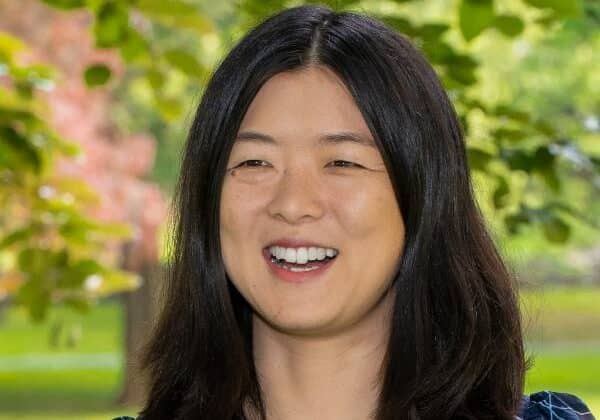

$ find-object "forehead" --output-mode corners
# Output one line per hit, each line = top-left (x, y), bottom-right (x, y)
(237, 66), (374, 147)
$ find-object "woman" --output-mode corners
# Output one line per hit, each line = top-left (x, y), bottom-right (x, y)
(115, 5), (595, 420)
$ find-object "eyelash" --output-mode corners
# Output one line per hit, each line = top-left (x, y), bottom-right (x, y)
(235, 160), (361, 169)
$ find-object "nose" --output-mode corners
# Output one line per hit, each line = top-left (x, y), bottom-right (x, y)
(266, 166), (326, 224)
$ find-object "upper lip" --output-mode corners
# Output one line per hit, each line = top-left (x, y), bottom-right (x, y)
(265, 237), (337, 250)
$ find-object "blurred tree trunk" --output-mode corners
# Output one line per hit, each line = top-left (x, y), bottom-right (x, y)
(116, 241), (163, 408)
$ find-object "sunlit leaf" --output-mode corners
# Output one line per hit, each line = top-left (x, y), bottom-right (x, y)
(542, 216), (570, 243)
(505, 210), (531, 234)
(164, 48), (204, 78)
(494, 15), (525, 37)
(136, 0), (215, 34)
(93, 1), (129, 48)
(467, 147), (494, 171)
(0, 226), (36, 249)
(418, 23), (450, 40)
(493, 127), (528, 142)
(523, 0), (583, 18)
(492, 105), (531, 122)
(376, 16), (419, 37)
(493, 176), (510, 209)
(58, 259), (104, 289)
(459, 0), (495, 41)
(119, 28), (150, 62)
(0, 31), (25, 64)
(63, 295), (91, 313)
(146, 68), (165, 90)
(92, 269), (142, 296)
(156, 95), (183, 121)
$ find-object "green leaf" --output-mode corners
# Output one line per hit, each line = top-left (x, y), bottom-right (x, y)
(505, 210), (530, 234)
(146, 68), (165, 90)
(493, 15), (525, 37)
(49, 134), (82, 157)
(492, 105), (531, 122)
(84, 64), (111, 87)
(58, 259), (104, 289)
(533, 119), (557, 136)
(0, 32), (25, 64)
(542, 216), (570, 243)
(0, 226), (36, 249)
(119, 28), (150, 62)
(422, 40), (456, 64)
(136, 0), (196, 16)
(446, 66), (477, 86)
(532, 146), (555, 170)
(18, 282), (51, 322)
(0, 125), (42, 173)
(444, 53), (479, 85)
(501, 149), (534, 172)
(135, 0), (215, 34)
(98, 269), (141, 295)
(0, 105), (39, 126)
(93, 1), (129, 48)
(493, 176), (510, 209)
(164, 49), (204, 78)
(532, 146), (559, 192)
(418, 23), (450, 40)
(156, 95), (183, 121)
(15, 80), (34, 100)
(459, 0), (495, 41)
(63, 295), (91, 313)
(522, 0), (582, 18)
(467, 147), (494, 171)
(42, 0), (85, 10)
(377, 16), (419, 37)
(493, 127), (528, 142)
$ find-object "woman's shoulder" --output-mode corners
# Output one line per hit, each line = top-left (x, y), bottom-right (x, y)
(517, 390), (595, 419)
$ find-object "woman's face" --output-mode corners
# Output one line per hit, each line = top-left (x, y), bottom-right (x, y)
(220, 65), (405, 336)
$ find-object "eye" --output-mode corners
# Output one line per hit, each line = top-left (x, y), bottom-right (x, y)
(328, 160), (362, 168)
(236, 159), (270, 168)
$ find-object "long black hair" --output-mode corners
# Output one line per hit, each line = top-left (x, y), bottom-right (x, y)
(138, 5), (529, 419)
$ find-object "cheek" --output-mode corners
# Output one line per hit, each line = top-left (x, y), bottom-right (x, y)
(219, 184), (246, 265)
(220, 181), (256, 233)
(332, 180), (403, 236)
(219, 182), (267, 263)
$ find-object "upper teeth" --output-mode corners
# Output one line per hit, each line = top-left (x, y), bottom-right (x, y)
(268, 246), (338, 264)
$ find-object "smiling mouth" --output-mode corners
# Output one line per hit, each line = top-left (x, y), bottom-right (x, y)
(269, 253), (337, 270)
(262, 248), (338, 273)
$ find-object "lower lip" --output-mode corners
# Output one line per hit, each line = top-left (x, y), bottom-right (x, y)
(262, 249), (337, 284)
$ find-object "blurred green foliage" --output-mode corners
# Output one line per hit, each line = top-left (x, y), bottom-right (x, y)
(0, 31), (139, 323)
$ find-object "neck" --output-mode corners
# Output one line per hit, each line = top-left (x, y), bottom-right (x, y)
(247, 287), (395, 420)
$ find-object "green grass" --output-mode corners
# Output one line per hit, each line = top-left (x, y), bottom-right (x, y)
(0, 288), (599, 418)
(524, 343), (600, 414)
(521, 286), (600, 343)
(0, 298), (123, 355)
(0, 299), (140, 419)
(0, 369), (125, 414)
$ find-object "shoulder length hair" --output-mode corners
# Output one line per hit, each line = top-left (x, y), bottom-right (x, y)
(138, 4), (529, 420)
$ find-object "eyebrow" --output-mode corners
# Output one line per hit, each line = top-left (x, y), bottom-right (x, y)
(234, 130), (377, 149)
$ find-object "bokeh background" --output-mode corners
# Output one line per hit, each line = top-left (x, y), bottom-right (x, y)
(0, 0), (598, 418)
